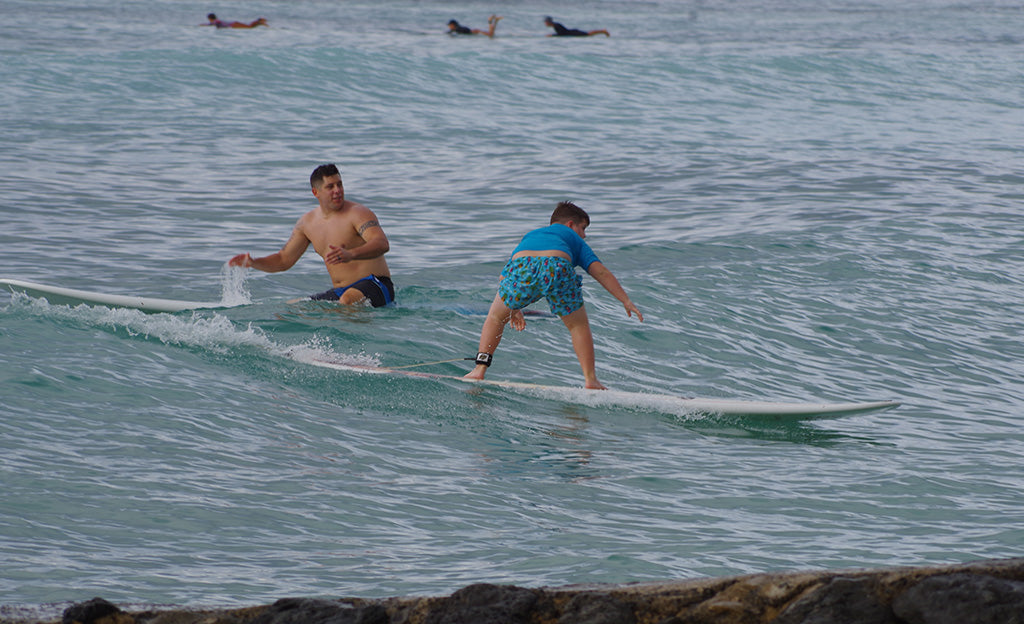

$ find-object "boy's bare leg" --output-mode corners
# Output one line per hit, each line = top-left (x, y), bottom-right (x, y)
(465, 293), (512, 380)
(561, 306), (605, 389)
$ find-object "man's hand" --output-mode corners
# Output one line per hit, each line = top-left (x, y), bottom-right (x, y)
(229, 253), (254, 268)
(326, 244), (353, 264)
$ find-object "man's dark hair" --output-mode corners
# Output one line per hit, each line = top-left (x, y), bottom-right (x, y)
(310, 163), (340, 188)
(550, 201), (590, 226)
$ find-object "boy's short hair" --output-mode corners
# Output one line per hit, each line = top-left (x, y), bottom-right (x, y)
(550, 201), (590, 226)
(310, 163), (340, 188)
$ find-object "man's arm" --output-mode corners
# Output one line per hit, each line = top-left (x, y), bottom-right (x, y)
(327, 214), (390, 264)
(587, 261), (644, 322)
(229, 224), (311, 272)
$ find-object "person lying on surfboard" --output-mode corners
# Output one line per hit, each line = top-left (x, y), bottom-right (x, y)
(464, 201), (642, 390)
(203, 13), (268, 29)
(447, 15), (502, 38)
(543, 16), (610, 37)
(228, 163), (395, 307)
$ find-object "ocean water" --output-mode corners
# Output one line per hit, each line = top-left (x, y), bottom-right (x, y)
(2, 0), (1024, 617)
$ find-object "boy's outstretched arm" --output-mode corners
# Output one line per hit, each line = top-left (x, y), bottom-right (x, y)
(587, 262), (644, 322)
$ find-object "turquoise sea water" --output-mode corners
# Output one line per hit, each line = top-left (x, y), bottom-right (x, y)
(2, 0), (1024, 617)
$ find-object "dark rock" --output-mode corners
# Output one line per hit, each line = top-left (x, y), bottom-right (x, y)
(557, 592), (635, 624)
(248, 598), (387, 624)
(62, 598), (122, 624)
(891, 573), (1024, 624)
(26, 558), (1024, 624)
(660, 574), (817, 624)
(772, 576), (898, 624)
(421, 583), (540, 624)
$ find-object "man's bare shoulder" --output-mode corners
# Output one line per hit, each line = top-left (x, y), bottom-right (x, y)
(343, 200), (384, 229)
(343, 199), (376, 218)
(293, 207), (321, 230)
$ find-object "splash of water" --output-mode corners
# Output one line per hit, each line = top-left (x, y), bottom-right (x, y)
(218, 263), (252, 307)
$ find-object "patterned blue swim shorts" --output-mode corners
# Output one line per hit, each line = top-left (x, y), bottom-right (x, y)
(497, 256), (584, 317)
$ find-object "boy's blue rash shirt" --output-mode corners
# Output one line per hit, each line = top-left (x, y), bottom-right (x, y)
(511, 223), (601, 270)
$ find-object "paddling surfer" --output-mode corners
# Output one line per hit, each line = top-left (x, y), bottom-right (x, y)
(446, 14), (501, 37)
(447, 15), (502, 37)
(203, 13), (268, 28)
(464, 201), (642, 389)
(543, 16), (609, 37)
(228, 164), (395, 307)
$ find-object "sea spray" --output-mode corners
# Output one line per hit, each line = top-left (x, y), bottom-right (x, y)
(8, 291), (381, 369)
(219, 264), (252, 307)
(281, 334), (381, 368)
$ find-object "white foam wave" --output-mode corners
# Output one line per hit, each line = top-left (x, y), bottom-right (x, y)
(8, 293), (378, 368)
(280, 337), (381, 369)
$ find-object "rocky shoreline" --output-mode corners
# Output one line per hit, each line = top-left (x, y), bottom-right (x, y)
(17, 557), (1024, 624)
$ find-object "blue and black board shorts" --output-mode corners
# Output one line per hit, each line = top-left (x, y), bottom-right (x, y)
(310, 275), (395, 307)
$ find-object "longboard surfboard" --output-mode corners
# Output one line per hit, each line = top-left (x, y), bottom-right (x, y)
(302, 356), (900, 419)
(1, 278), (226, 313)
(3, 277), (902, 418)
(2, 278), (560, 318)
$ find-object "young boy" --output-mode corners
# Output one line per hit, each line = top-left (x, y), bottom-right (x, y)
(464, 201), (643, 389)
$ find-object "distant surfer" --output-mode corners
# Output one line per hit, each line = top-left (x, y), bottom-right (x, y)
(228, 164), (395, 307)
(447, 15), (502, 38)
(464, 201), (642, 389)
(543, 16), (609, 37)
(203, 13), (268, 29)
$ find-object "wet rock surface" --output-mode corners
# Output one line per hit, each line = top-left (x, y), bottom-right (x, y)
(16, 558), (1024, 624)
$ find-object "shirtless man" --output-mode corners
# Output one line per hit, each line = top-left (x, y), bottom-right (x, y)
(228, 164), (395, 306)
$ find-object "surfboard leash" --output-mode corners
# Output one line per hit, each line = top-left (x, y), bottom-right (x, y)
(388, 353), (492, 370)
(387, 357), (476, 370)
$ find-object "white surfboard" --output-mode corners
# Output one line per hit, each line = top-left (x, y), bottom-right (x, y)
(1, 278), (226, 313)
(302, 356), (900, 419)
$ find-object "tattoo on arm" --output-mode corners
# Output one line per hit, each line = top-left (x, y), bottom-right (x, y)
(357, 219), (380, 236)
